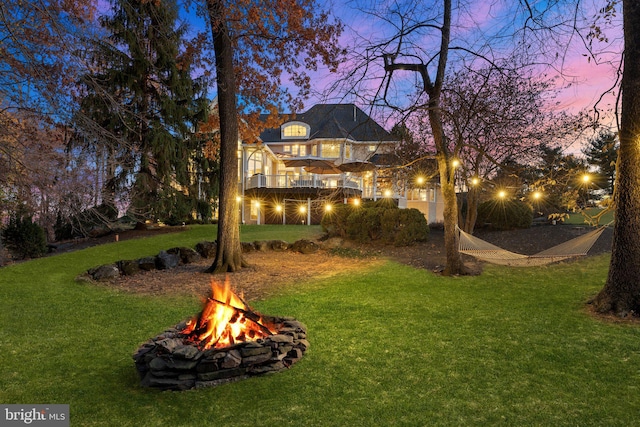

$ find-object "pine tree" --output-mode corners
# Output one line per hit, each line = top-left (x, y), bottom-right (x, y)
(583, 130), (618, 195)
(78, 0), (210, 222)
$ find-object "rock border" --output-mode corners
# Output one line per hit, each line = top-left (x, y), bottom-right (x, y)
(83, 239), (321, 281)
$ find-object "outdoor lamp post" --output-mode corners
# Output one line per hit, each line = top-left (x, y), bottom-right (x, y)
(254, 200), (261, 225)
(582, 174), (591, 207)
(275, 204), (283, 225)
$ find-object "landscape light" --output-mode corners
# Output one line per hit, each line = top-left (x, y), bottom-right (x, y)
(236, 196), (242, 202)
(384, 189), (393, 198)
(416, 176), (425, 185)
(532, 191), (542, 200)
(471, 177), (480, 186)
(353, 198), (361, 206)
(274, 204), (283, 213)
(498, 190), (506, 199)
(299, 205), (307, 214)
(582, 174), (591, 183)
(452, 159), (460, 168)
(324, 204), (332, 212)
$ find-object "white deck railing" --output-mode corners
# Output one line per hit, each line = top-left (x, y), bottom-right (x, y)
(245, 174), (363, 191)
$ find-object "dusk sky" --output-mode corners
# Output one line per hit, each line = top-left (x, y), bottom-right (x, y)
(178, 0), (622, 136)
(331, 1), (621, 115)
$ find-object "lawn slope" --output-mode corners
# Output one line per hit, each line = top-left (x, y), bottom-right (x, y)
(1, 225), (638, 426)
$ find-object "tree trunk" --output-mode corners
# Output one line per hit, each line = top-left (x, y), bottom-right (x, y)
(429, 96), (464, 275)
(430, 0), (463, 276)
(463, 186), (479, 234)
(205, 0), (246, 273)
(592, 0), (640, 315)
(436, 156), (464, 275)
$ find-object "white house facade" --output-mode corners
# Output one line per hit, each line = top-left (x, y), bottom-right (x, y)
(238, 104), (443, 225)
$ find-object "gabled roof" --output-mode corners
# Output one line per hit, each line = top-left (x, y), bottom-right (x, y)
(259, 104), (399, 143)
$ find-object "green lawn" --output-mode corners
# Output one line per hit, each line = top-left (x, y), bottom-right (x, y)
(1, 224), (638, 426)
(567, 208), (615, 225)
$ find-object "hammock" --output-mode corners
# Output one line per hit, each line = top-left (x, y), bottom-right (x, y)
(457, 226), (607, 267)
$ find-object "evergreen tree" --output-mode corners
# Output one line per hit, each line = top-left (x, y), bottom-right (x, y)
(530, 144), (587, 213)
(583, 130), (618, 195)
(77, 0), (211, 222)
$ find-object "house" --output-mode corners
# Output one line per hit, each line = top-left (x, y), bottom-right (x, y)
(238, 103), (443, 225)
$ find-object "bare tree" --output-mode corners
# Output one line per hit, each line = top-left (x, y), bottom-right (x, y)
(0, 0), (97, 226)
(440, 65), (588, 233)
(331, 0), (597, 275)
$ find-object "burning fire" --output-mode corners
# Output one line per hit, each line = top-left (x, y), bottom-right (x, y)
(181, 277), (276, 349)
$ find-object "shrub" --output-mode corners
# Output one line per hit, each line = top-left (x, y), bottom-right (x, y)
(346, 206), (388, 242)
(1, 215), (48, 259)
(476, 199), (533, 230)
(321, 204), (353, 238)
(322, 203), (429, 246)
(54, 211), (75, 241)
(393, 208), (430, 246)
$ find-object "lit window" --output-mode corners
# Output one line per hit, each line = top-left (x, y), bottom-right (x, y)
(368, 144), (377, 152)
(281, 122), (310, 139)
(283, 144), (307, 156)
(284, 125), (306, 137)
(321, 143), (340, 158)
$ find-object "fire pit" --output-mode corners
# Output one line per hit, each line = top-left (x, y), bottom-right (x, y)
(133, 278), (309, 390)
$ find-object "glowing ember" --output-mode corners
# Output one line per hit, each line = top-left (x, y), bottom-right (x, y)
(180, 277), (276, 349)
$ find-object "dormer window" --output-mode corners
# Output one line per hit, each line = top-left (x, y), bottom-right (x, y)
(281, 121), (310, 139)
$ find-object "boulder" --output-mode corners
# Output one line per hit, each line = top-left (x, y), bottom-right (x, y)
(138, 257), (157, 271)
(156, 251), (180, 270)
(89, 264), (120, 281)
(290, 239), (319, 254)
(195, 241), (217, 258)
(268, 240), (290, 251)
(241, 242), (256, 253)
(117, 259), (140, 276)
(253, 240), (269, 252)
(167, 247), (201, 264)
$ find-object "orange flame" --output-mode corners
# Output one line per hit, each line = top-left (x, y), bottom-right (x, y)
(181, 277), (275, 349)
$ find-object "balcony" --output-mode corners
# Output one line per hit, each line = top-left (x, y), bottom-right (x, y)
(244, 173), (362, 192)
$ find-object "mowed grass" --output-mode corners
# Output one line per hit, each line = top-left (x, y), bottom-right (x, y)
(1, 224), (639, 426)
(567, 208), (615, 225)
